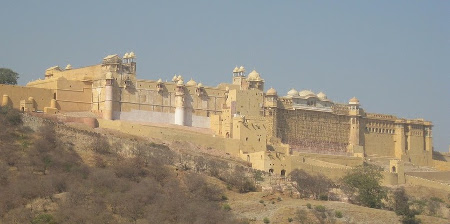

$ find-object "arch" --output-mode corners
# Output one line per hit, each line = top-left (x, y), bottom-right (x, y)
(247, 155), (250, 162)
(53, 93), (56, 100)
(226, 132), (230, 138)
(21, 107), (24, 112)
(281, 169), (286, 177)
(391, 166), (396, 173)
(269, 168), (274, 174)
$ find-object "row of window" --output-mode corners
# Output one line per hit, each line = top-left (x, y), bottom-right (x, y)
(366, 127), (395, 134)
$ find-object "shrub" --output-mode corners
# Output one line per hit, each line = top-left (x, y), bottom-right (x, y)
(32, 213), (56, 224)
(277, 197), (282, 201)
(306, 203), (312, 209)
(335, 210), (343, 218)
(221, 195), (228, 201)
(314, 205), (326, 212)
(259, 200), (264, 204)
(223, 204), (231, 211)
(288, 217), (293, 222)
(341, 163), (386, 208)
(430, 197), (444, 203)
(263, 217), (270, 223)
(319, 193), (328, 201)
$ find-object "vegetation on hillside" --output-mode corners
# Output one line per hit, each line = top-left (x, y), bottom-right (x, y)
(0, 106), (250, 223)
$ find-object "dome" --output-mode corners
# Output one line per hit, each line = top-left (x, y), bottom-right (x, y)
(247, 70), (261, 80)
(287, 88), (298, 97)
(65, 64), (72, 70)
(299, 90), (316, 98)
(105, 72), (113, 79)
(317, 92), (327, 100)
(129, 52), (136, 58)
(186, 78), (197, 86)
(349, 97), (360, 105)
(238, 66), (245, 73)
(177, 79), (184, 86)
(123, 53), (129, 58)
(177, 75), (183, 81)
(266, 87), (277, 96)
(233, 66), (239, 73)
(197, 83), (203, 88)
(172, 74), (178, 82)
(157, 78), (163, 83)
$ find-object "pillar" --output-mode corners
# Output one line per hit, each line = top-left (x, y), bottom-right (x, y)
(50, 99), (57, 108)
(174, 80), (185, 126)
(103, 72), (114, 120)
(394, 121), (406, 159)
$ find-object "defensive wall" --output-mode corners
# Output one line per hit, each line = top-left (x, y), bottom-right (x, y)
(0, 84), (53, 111)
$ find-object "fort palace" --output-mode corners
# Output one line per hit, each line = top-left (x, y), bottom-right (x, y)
(0, 53), (435, 178)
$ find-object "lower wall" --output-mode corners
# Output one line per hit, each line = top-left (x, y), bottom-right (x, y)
(98, 119), (238, 155)
(115, 109), (210, 128)
(290, 155), (352, 181)
(0, 84), (53, 111)
(405, 175), (450, 191)
(433, 160), (450, 171)
(295, 152), (363, 167)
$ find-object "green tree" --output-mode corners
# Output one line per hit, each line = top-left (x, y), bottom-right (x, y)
(341, 163), (387, 208)
(0, 68), (19, 85)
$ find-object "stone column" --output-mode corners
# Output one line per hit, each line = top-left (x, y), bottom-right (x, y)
(103, 72), (114, 120)
(174, 80), (185, 126)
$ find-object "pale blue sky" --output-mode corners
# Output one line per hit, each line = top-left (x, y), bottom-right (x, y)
(0, 1), (448, 152)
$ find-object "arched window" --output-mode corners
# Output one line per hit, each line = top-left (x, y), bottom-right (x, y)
(392, 166), (396, 173)
(269, 169), (274, 174)
(281, 169), (286, 177)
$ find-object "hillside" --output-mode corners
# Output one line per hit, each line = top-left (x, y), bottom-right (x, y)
(0, 107), (449, 224)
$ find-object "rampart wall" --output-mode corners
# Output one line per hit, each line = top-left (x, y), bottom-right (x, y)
(0, 84), (53, 111)
(405, 175), (450, 191)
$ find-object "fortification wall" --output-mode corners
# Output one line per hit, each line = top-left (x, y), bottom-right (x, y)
(405, 175), (450, 191)
(364, 132), (395, 157)
(295, 152), (363, 167)
(433, 160), (450, 171)
(97, 119), (241, 156)
(289, 155), (352, 181)
(0, 84), (54, 111)
(115, 109), (210, 128)
(277, 109), (350, 153)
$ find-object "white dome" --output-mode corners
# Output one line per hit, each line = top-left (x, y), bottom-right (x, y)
(197, 83), (203, 88)
(65, 64), (72, 70)
(247, 70), (261, 80)
(186, 78), (197, 86)
(172, 75), (178, 82)
(349, 97), (360, 105)
(266, 87), (277, 96)
(287, 88), (298, 97)
(317, 92), (327, 100)
(129, 52), (136, 58)
(238, 66), (245, 73)
(177, 79), (184, 86)
(123, 53), (129, 59)
(157, 78), (163, 83)
(233, 66), (239, 73)
(299, 90), (316, 98)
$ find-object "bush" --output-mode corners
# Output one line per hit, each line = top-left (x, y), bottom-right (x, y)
(263, 217), (270, 223)
(314, 205), (326, 212)
(221, 195), (228, 201)
(223, 204), (231, 211)
(319, 194), (328, 201)
(259, 200), (264, 204)
(341, 163), (386, 208)
(288, 217), (293, 222)
(335, 210), (343, 218)
(306, 203), (312, 209)
(430, 197), (444, 203)
(31, 213), (56, 224)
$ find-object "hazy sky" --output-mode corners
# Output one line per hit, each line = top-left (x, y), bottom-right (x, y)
(1, 1), (448, 152)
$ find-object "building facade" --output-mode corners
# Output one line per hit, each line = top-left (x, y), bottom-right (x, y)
(0, 53), (433, 174)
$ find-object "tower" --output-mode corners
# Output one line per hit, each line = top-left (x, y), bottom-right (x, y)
(174, 79), (186, 126)
(232, 66), (246, 88)
(265, 87), (278, 139)
(103, 72), (114, 120)
(348, 97), (364, 155)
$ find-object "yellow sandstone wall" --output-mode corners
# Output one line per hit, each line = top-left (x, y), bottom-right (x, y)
(0, 84), (54, 111)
